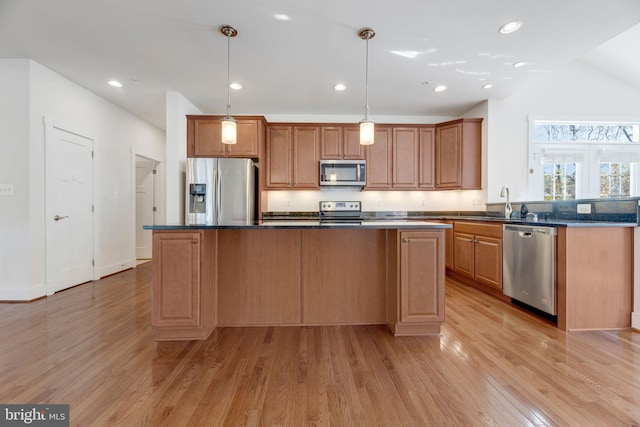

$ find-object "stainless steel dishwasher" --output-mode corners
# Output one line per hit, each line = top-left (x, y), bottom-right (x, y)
(502, 224), (557, 315)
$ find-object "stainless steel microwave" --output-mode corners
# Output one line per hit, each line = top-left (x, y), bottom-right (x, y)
(319, 160), (366, 188)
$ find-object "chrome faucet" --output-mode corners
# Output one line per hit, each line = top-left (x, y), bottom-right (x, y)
(500, 185), (512, 219)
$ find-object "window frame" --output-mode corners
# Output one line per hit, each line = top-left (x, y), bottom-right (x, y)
(528, 116), (640, 200)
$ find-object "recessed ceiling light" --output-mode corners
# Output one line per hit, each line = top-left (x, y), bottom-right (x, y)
(334, 83), (346, 91)
(499, 21), (523, 34)
(433, 85), (447, 93)
(512, 61), (526, 68)
(107, 79), (123, 88)
(483, 83), (493, 89)
(274, 14), (290, 21)
(229, 82), (242, 90)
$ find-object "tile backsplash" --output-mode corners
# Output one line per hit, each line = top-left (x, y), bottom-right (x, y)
(267, 189), (484, 212)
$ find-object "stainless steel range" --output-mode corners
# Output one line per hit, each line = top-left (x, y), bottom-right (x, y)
(319, 201), (362, 224)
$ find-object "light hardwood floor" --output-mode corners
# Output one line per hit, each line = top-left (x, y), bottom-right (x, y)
(1, 262), (639, 426)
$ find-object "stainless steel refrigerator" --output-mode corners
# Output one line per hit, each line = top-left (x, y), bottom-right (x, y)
(185, 158), (257, 225)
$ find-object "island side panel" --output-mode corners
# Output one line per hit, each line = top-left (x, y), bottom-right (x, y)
(301, 229), (386, 324)
(217, 229), (302, 325)
(152, 229), (216, 341)
(388, 229), (445, 336)
(558, 227), (633, 331)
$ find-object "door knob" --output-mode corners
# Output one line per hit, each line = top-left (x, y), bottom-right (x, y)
(53, 215), (68, 221)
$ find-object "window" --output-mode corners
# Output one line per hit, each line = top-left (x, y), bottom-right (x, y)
(529, 119), (640, 200)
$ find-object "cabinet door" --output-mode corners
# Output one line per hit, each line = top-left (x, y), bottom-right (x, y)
(266, 125), (293, 188)
(474, 236), (502, 290)
(293, 126), (320, 188)
(227, 120), (260, 158)
(453, 232), (475, 279)
(419, 128), (435, 189)
(399, 231), (445, 323)
(320, 126), (342, 159)
(392, 128), (419, 188)
(343, 126), (365, 159)
(365, 127), (392, 188)
(193, 119), (225, 157)
(436, 122), (462, 189)
(152, 232), (201, 328)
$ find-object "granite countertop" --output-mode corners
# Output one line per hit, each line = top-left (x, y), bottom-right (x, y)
(144, 220), (452, 230)
(260, 212), (638, 228)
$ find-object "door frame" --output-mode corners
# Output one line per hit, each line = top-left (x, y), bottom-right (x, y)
(131, 150), (162, 262)
(43, 116), (97, 294)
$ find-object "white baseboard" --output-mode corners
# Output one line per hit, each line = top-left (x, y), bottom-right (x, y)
(632, 312), (640, 331)
(95, 259), (136, 280)
(0, 283), (46, 301)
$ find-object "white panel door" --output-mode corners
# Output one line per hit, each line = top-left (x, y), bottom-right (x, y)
(136, 159), (155, 259)
(45, 125), (94, 295)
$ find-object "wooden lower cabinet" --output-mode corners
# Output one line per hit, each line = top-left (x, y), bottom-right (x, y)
(451, 221), (502, 294)
(387, 229), (445, 336)
(151, 227), (447, 340)
(152, 230), (216, 340)
(217, 229), (302, 325)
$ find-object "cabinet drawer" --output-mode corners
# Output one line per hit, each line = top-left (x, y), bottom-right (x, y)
(453, 221), (502, 239)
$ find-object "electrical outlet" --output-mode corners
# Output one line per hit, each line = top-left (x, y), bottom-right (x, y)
(577, 203), (591, 214)
(0, 184), (14, 196)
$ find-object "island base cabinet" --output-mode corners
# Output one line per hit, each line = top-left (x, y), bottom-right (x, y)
(387, 229), (445, 336)
(558, 227), (633, 331)
(152, 230), (216, 341)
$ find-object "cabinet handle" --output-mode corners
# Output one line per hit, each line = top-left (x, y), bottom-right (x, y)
(192, 239), (198, 244)
(402, 238), (409, 243)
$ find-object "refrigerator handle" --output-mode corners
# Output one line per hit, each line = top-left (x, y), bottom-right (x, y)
(211, 169), (217, 224)
(216, 169), (222, 223)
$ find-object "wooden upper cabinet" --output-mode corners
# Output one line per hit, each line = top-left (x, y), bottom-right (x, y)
(419, 127), (435, 189)
(343, 127), (366, 159)
(320, 127), (342, 159)
(365, 127), (393, 189)
(265, 125), (319, 189)
(435, 118), (482, 190)
(392, 128), (419, 188)
(293, 126), (320, 189)
(320, 126), (365, 160)
(266, 125), (293, 188)
(186, 115), (264, 158)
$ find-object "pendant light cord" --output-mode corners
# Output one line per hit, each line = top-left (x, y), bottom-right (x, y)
(226, 30), (231, 119)
(364, 36), (369, 121)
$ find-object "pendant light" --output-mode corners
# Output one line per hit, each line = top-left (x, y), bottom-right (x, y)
(220, 25), (237, 144)
(359, 28), (375, 146)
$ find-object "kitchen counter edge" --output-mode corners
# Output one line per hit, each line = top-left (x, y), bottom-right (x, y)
(143, 221), (452, 230)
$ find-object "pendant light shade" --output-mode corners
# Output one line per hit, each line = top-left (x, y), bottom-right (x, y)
(359, 120), (374, 146)
(220, 25), (237, 145)
(359, 28), (375, 146)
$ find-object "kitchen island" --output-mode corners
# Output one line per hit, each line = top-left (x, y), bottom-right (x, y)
(145, 221), (450, 341)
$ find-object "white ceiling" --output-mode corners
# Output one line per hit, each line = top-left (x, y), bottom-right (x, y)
(1, 0), (640, 130)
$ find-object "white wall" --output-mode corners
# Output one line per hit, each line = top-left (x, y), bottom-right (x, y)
(165, 91), (202, 224)
(0, 59), (165, 300)
(486, 60), (640, 203)
(0, 59), (31, 299)
(267, 189), (484, 212)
